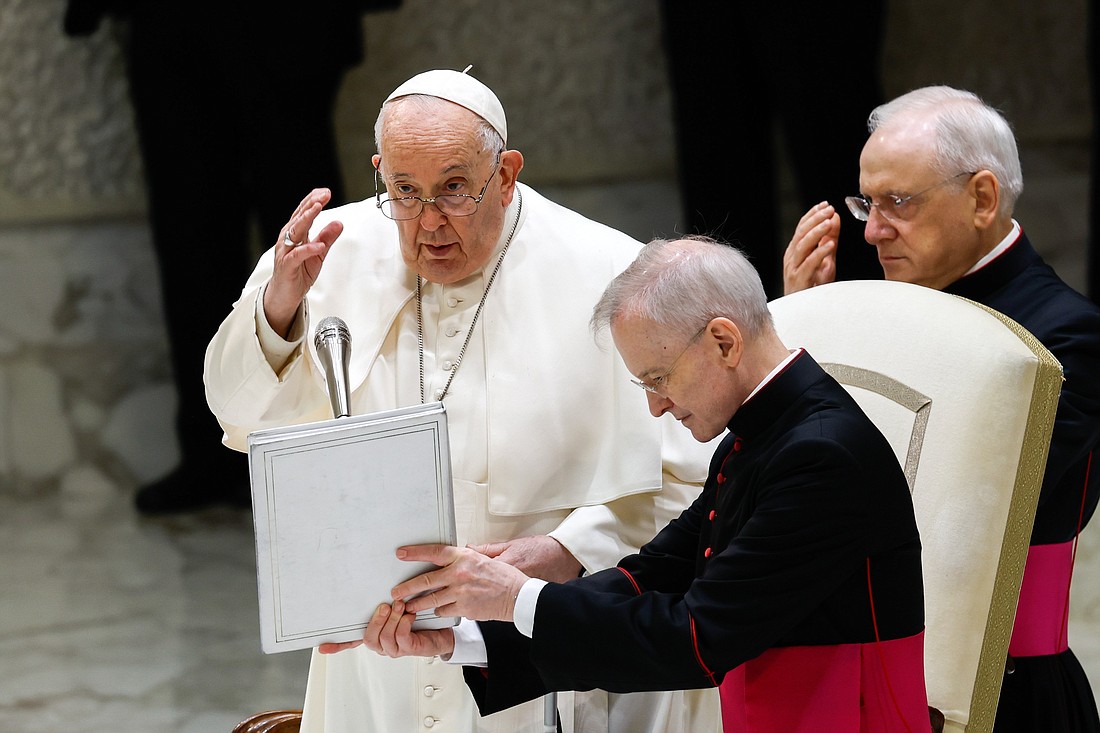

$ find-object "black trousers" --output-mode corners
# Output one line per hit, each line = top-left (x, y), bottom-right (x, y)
(121, 4), (350, 485)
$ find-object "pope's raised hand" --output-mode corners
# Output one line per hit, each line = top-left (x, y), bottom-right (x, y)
(264, 188), (344, 338)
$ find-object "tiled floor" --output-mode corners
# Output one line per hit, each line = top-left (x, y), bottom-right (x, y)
(0, 493), (309, 733)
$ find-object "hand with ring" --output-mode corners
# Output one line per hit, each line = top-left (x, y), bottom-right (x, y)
(264, 187), (344, 338)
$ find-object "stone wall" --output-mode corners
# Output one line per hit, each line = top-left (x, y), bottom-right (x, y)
(0, 0), (144, 223)
(882, 1), (1091, 142)
(4, 1), (1090, 223)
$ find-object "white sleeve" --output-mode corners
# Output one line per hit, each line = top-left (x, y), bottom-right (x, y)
(446, 576), (548, 667)
(513, 578), (549, 638)
(446, 618), (488, 667)
(254, 283), (307, 373)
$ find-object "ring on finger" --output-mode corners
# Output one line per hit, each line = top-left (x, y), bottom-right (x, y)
(283, 229), (301, 247)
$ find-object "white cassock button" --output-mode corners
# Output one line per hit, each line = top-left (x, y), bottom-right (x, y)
(423, 716), (436, 728)
(446, 296), (458, 307)
(424, 685), (435, 697)
(445, 326), (459, 337)
(434, 389), (445, 401)
(441, 360), (454, 372)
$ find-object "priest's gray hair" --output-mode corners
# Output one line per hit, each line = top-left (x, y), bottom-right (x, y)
(375, 94), (505, 159)
(868, 86), (1023, 216)
(591, 236), (774, 342)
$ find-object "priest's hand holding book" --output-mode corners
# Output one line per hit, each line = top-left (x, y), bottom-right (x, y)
(318, 543), (530, 658)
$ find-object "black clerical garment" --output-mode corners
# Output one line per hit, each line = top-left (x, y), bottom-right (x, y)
(466, 352), (928, 731)
(945, 231), (1100, 733)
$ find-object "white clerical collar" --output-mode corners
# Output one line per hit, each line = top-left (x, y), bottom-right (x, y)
(964, 219), (1021, 276)
(744, 348), (803, 405)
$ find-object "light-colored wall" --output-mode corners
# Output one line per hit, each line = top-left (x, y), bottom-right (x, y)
(4, 1), (1091, 223)
(0, 0), (143, 223)
(882, 1), (1090, 142)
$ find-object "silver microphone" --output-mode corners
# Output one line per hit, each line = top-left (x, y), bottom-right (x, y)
(314, 316), (352, 419)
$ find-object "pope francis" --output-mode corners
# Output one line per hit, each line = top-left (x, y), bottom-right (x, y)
(203, 68), (719, 733)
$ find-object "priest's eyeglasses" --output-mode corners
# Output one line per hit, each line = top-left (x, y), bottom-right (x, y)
(375, 162), (499, 221)
(631, 325), (707, 395)
(845, 172), (975, 222)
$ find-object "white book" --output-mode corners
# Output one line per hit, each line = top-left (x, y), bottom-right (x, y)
(247, 402), (458, 654)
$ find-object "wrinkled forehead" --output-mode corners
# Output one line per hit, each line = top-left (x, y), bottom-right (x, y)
(859, 121), (940, 192)
(378, 100), (493, 175)
(610, 314), (682, 355)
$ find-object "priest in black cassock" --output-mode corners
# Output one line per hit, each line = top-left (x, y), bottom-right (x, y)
(328, 236), (930, 733)
(784, 85), (1100, 733)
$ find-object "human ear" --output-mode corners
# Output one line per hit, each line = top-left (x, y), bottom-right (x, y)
(709, 318), (743, 369)
(970, 170), (1001, 230)
(498, 150), (524, 207)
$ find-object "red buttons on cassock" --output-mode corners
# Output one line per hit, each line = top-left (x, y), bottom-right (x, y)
(716, 473), (725, 484)
(733, 437), (743, 452)
(708, 510), (716, 521)
(704, 547), (712, 558)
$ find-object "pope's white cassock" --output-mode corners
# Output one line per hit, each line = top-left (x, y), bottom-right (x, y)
(204, 182), (721, 733)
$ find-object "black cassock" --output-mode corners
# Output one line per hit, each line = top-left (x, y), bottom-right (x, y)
(465, 353), (928, 731)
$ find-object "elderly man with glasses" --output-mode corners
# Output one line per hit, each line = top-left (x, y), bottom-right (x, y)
(203, 68), (719, 733)
(783, 85), (1100, 733)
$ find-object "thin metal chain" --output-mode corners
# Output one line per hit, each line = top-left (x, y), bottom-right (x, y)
(417, 272), (425, 403)
(418, 187), (523, 403)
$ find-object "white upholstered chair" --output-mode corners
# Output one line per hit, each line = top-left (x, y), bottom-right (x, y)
(769, 280), (1062, 733)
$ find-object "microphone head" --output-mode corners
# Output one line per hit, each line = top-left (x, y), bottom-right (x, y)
(314, 316), (351, 350)
(313, 316), (353, 419)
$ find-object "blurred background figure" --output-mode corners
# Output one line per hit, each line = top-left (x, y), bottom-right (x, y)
(658, 0), (886, 298)
(1089, 0), (1100, 300)
(62, 0), (400, 514)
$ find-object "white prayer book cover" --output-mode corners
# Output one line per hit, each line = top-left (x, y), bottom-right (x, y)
(247, 402), (458, 654)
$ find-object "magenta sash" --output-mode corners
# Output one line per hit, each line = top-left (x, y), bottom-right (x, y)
(1008, 541), (1073, 657)
(718, 631), (927, 732)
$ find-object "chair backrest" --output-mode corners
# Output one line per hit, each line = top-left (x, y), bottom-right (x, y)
(769, 280), (1061, 733)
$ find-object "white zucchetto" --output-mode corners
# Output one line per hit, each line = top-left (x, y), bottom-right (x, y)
(384, 66), (508, 145)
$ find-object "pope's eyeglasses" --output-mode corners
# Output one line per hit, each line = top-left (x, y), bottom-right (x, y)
(375, 159), (500, 221)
